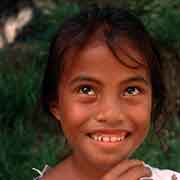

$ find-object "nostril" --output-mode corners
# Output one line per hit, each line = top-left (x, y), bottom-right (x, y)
(98, 118), (106, 123)
(95, 113), (106, 122)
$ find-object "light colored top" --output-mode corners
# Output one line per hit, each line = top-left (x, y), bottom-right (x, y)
(142, 164), (180, 180)
(32, 164), (180, 180)
(33, 165), (50, 180)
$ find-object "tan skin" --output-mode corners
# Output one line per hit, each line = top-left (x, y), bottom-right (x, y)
(44, 38), (152, 180)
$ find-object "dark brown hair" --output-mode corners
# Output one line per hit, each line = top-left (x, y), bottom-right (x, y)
(41, 5), (166, 126)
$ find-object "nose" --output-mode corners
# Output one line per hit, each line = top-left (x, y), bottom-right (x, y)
(95, 96), (126, 125)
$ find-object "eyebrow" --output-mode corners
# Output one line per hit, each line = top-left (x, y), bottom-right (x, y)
(70, 75), (103, 85)
(70, 74), (150, 86)
(123, 76), (150, 86)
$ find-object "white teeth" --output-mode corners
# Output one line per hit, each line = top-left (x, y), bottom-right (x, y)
(102, 136), (109, 142)
(98, 136), (102, 141)
(118, 137), (124, 141)
(110, 136), (117, 142)
(93, 136), (98, 141)
(90, 134), (125, 142)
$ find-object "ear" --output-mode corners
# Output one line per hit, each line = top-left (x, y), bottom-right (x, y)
(49, 102), (62, 121)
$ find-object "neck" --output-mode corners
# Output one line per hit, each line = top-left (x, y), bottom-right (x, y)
(69, 153), (109, 180)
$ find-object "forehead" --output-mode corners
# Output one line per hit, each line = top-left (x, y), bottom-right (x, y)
(63, 34), (148, 71)
(61, 38), (150, 83)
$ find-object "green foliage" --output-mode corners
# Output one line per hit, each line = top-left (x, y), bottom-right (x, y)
(28, 2), (79, 43)
(0, 45), (44, 130)
(0, 2), (79, 131)
(134, 127), (180, 171)
(0, 130), (66, 180)
(0, 3), (78, 179)
(70, 0), (180, 46)
(139, 0), (180, 46)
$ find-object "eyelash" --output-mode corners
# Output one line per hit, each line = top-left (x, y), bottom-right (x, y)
(77, 85), (96, 96)
(123, 86), (142, 96)
(75, 85), (143, 97)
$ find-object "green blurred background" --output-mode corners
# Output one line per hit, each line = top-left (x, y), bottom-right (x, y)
(0, 0), (180, 179)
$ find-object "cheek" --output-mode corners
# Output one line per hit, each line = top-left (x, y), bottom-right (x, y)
(60, 101), (93, 131)
(129, 99), (152, 132)
(60, 102), (94, 146)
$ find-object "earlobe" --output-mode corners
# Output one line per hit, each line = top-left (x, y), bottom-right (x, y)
(49, 103), (61, 121)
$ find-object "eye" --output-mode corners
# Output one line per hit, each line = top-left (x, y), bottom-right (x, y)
(123, 86), (140, 96)
(78, 85), (96, 96)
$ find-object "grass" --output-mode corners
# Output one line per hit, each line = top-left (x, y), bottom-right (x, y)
(0, 2), (179, 179)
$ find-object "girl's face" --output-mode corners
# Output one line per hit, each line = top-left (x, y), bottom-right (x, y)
(50, 39), (152, 170)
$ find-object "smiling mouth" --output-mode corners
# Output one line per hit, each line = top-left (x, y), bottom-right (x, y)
(87, 131), (130, 143)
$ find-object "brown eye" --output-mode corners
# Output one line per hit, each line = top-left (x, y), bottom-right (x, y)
(124, 87), (140, 96)
(79, 85), (96, 96)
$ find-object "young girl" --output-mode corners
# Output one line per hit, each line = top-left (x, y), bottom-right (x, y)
(34, 5), (180, 180)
